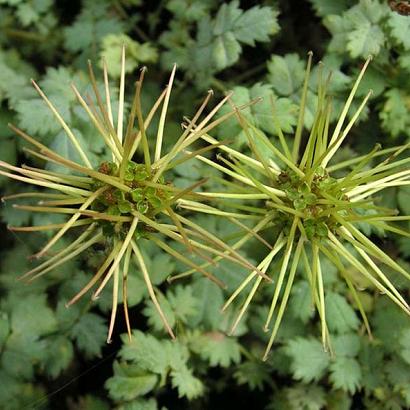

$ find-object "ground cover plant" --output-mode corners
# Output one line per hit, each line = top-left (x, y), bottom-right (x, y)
(0, 1), (409, 409)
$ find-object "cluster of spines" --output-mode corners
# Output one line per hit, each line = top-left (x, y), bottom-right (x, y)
(0, 49), (409, 360)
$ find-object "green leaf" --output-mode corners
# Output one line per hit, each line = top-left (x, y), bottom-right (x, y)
(10, 294), (57, 337)
(0, 243), (36, 288)
(385, 357), (410, 386)
(332, 333), (361, 357)
(113, 335), (196, 401)
(312, 55), (352, 94)
(267, 54), (306, 96)
(166, 0), (212, 21)
(15, 95), (71, 138)
(0, 370), (46, 410)
(309, 0), (351, 16)
(399, 53), (410, 73)
(387, 13), (410, 51)
(324, 0), (388, 58)
(191, 332), (241, 367)
(402, 385), (410, 408)
(347, 24), (384, 58)
(165, 339), (190, 371)
(0, 372), (22, 408)
(398, 186), (410, 215)
(348, 0), (387, 25)
(143, 292), (176, 333)
(325, 292), (359, 333)
(399, 328), (410, 365)
(97, 272), (146, 314)
(72, 395), (110, 410)
(0, 50), (36, 106)
(32, 212), (66, 235)
(46, 129), (87, 173)
(64, 19), (93, 52)
(119, 331), (168, 375)
(358, 341), (384, 390)
(168, 285), (199, 324)
(170, 365), (204, 399)
(345, 0), (387, 58)
(2, 311), (49, 378)
(57, 271), (92, 308)
(232, 3), (279, 46)
(173, 157), (203, 182)
(43, 336), (74, 379)
(105, 361), (158, 401)
(16, 3), (39, 26)
(63, 2), (124, 54)
(212, 32), (241, 70)
(251, 83), (298, 134)
(285, 337), (330, 383)
(217, 83), (297, 139)
(269, 96), (299, 134)
(70, 313), (106, 359)
(0, 138), (17, 186)
(288, 280), (314, 324)
(380, 88), (410, 138)
(373, 299), (409, 352)
(324, 15), (354, 54)
(0, 313), (10, 348)
(118, 398), (158, 410)
(99, 34), (158, 78)
(355, 65), (387, 98)
(145, 252), (176, 285)
(56, 300), (81, 331)
(329, 356), (362, 393)
(326, 390), (352, 410)
(195, 1), (278, 71)
(190, 277), (224, 329)
(0, 192), (30, 227)
(234, 360), (271, 391)
(398, 233), (410, 259)
(0, 134), (17, 166)
(284, 384), (327, 410)
(40, 67), (77, 102)
(1, 348), (36, 380)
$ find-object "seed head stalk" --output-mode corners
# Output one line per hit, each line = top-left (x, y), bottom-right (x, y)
(181, 54), (410, 359)
(1, 49), (265, 342)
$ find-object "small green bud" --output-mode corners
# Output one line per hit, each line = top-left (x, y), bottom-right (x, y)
(107, 205), (121, 215)
(305, 193), (317, 205)
(299, 182), (310, 194)
(304, 221), (315, 240)
(114, 189), (124, 200)
(131, 188), (144, 202)
(286, 189), (299, 201)
(148, 194), (162, 208)
(124, 170), (134, 181)
(134, 166), (148, 181)
(137, 201), (149, 214)
(316, 222), (328, 237)
(316, 166), (325, 177)
(294, 198), (306, 210)
(118, 200), (132, 213)
(127, 161), (137, 172)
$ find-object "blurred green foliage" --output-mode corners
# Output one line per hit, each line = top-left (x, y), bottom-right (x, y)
(0, 0), (409, 409)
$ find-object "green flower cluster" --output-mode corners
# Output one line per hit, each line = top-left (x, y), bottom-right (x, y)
(93, 160), (172, 239)
(0, 51), (408, 360)
(276, 167), (344, 240)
